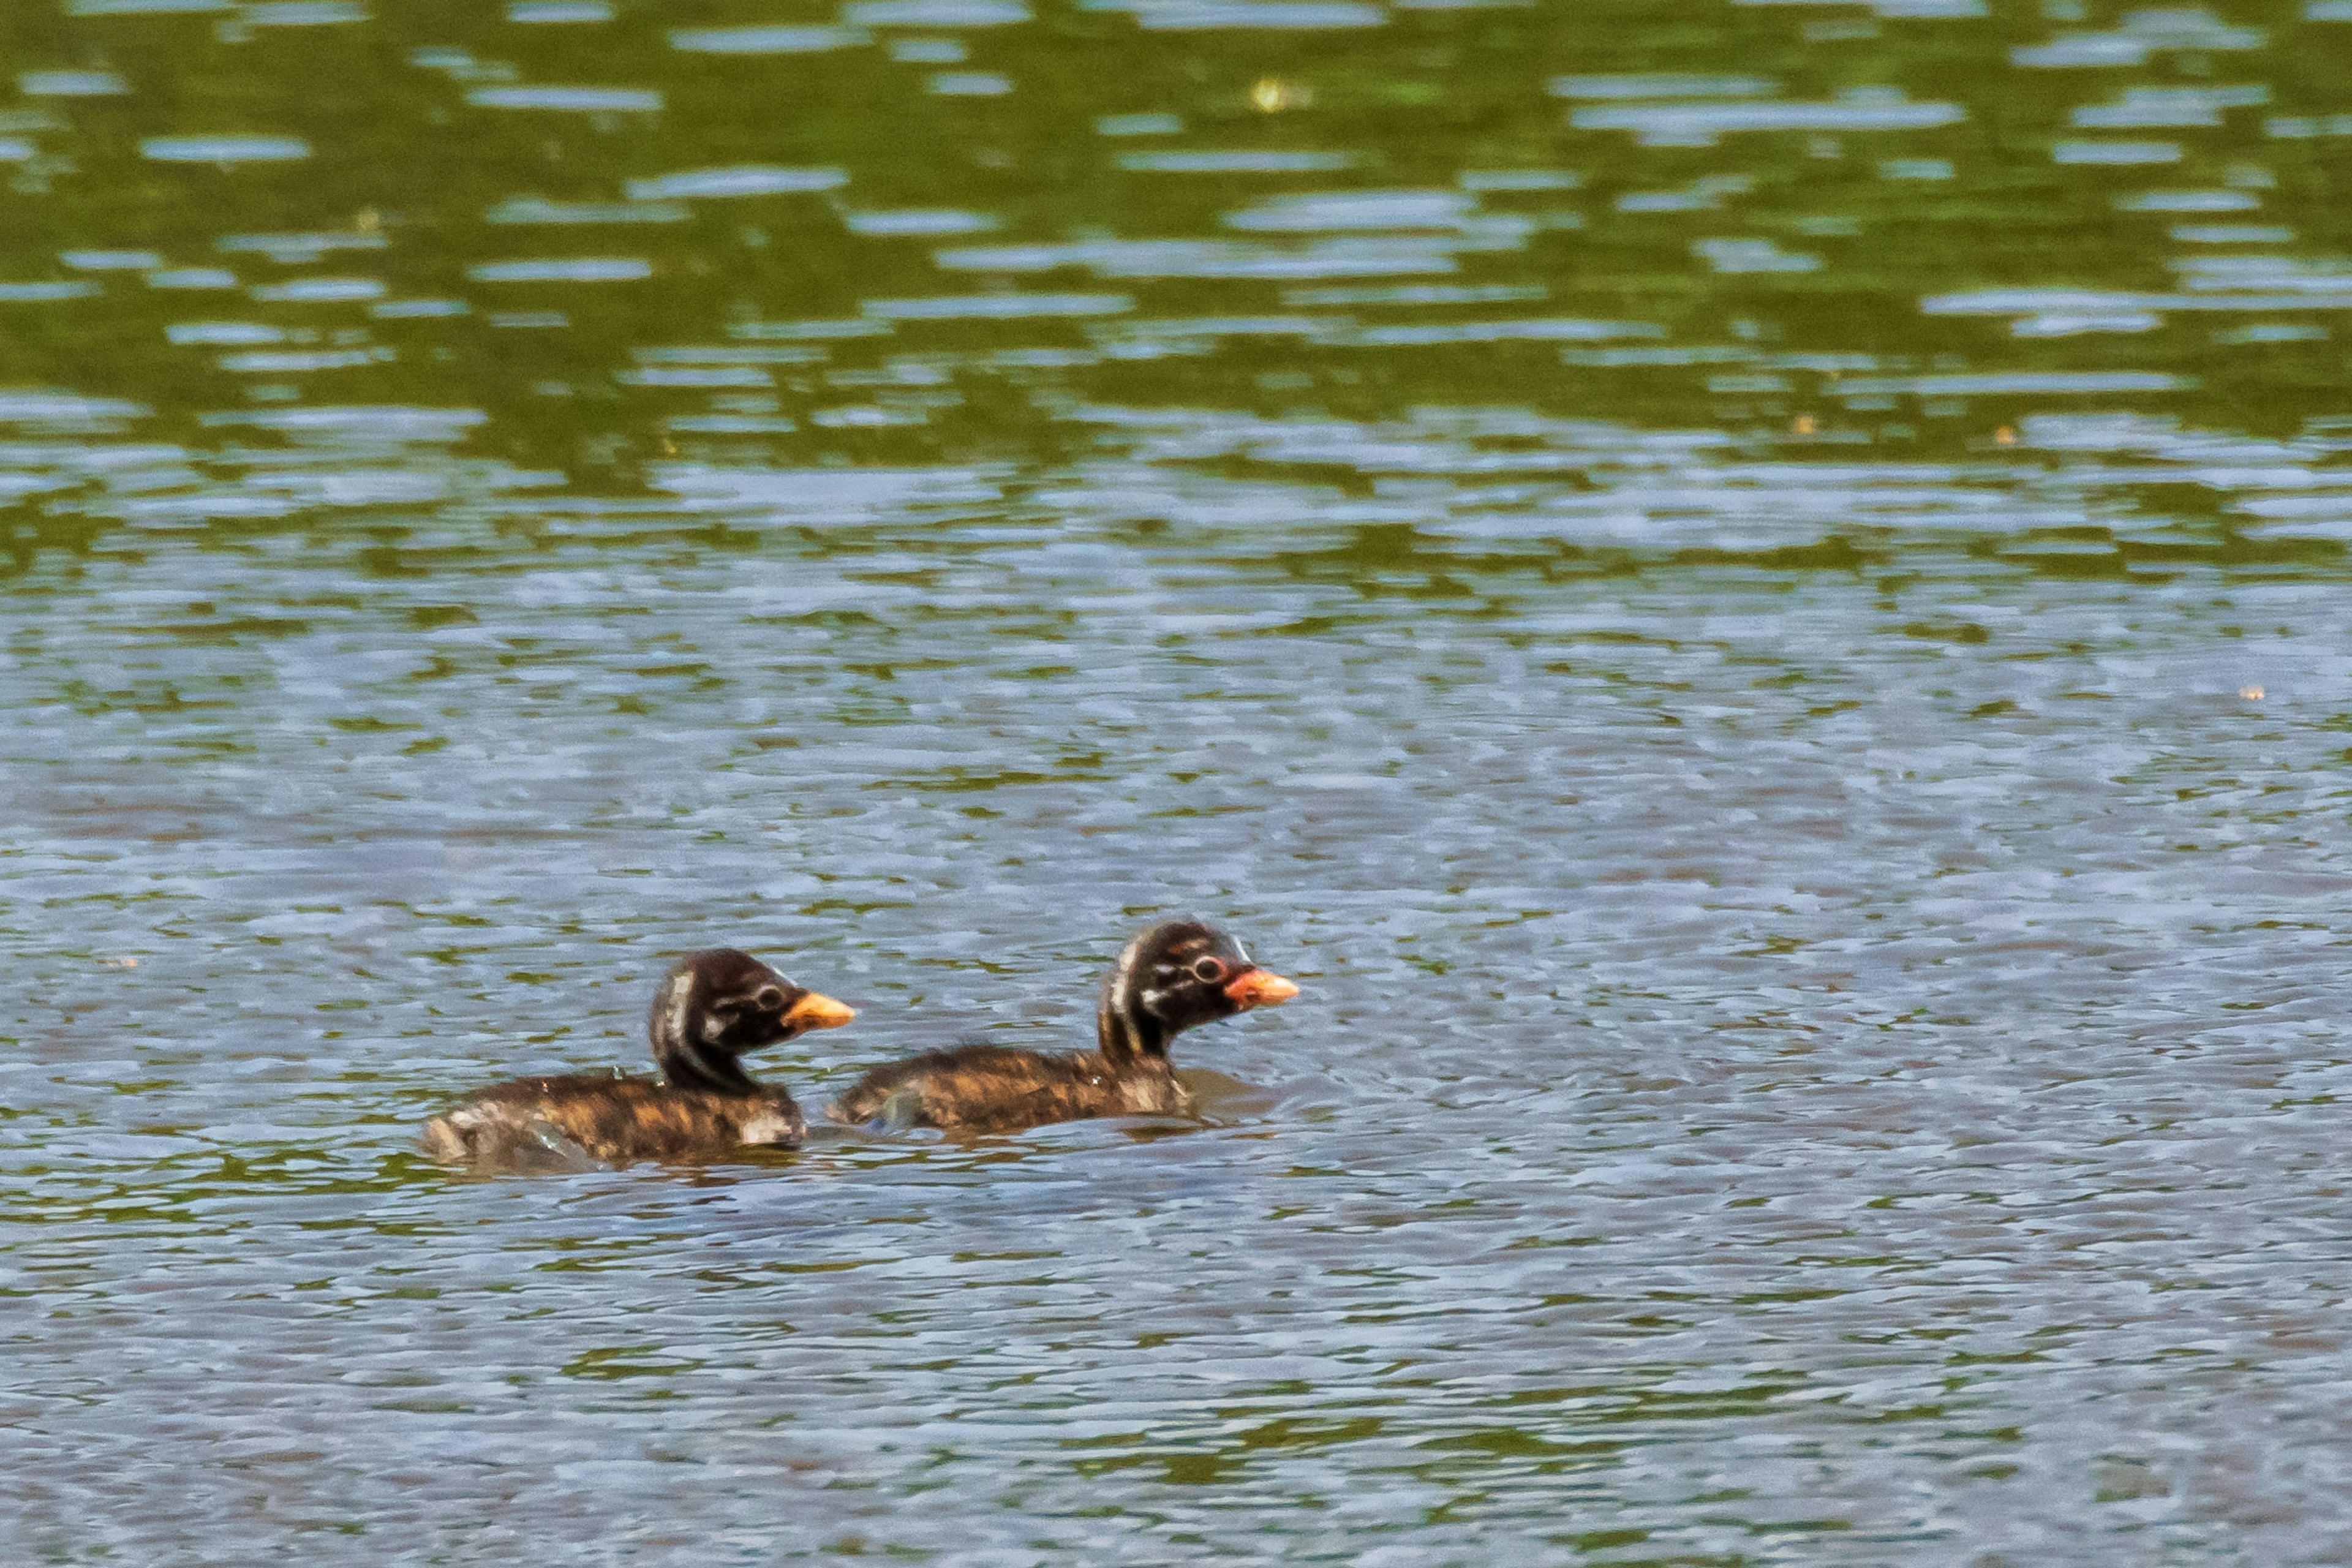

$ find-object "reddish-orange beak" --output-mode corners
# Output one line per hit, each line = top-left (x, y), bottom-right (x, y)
(1223, 968), (1301, 1010)
(782, 991), (856, 1031)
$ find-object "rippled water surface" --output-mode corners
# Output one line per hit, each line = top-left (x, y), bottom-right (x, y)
(10, 1), (2352, 1561)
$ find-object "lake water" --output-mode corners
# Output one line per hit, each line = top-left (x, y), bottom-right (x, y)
(8, 1), (2352, 1561)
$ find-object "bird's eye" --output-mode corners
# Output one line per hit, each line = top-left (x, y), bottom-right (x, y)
(754, 986), (786, 1011)
(1191, 957), (1227, 984)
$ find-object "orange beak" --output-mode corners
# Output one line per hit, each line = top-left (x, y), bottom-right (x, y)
(782, 991), (856, 1031)
(1223, 968), (1301, 1010)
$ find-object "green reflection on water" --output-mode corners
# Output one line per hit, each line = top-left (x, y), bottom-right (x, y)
(1, 0), (2348, 514)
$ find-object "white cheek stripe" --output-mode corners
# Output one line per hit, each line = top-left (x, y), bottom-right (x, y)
(665, 971), (695, 1055)
(1107, 930), (1144, 1017)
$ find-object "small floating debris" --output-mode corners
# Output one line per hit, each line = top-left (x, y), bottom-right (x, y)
(1251, 77), (1311, 111)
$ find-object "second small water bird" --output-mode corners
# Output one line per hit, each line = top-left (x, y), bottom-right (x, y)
(420, 948), (855, 1169)
(825, 919), (1299, 1136)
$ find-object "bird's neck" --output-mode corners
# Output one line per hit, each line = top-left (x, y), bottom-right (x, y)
(1096, 995), (1170, 1070)
(649, 968), (761, 1095)
(652, 1027), (761, 1096)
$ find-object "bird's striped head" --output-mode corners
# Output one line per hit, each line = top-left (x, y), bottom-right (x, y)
(646, 948), (855, 1094)
(1096, 919), (1300, 1068)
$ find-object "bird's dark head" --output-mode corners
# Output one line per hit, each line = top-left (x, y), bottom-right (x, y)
(647, 948), (856, 1093)
(1096, 919), (1300, 1066)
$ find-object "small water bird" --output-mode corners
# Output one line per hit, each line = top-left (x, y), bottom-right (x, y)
(420, 948), (855, 1169)
(825, 919), (1300, 1136)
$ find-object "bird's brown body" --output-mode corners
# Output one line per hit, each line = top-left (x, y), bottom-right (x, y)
(419, 1074), (805, 1167)
(827, 919), (1297, 1136)
(825, 1046), (1186, 1136)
